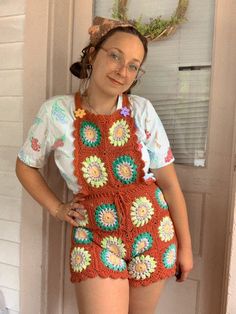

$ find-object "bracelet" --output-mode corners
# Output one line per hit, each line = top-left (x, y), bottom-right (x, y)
(54, 202), (64, 219)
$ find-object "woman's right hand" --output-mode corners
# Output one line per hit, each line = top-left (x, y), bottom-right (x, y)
(55, 195), (87, 227)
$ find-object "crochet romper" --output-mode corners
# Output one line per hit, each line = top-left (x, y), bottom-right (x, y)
(70, 92), (177, 287)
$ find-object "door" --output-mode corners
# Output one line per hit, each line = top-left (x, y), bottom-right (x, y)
(45, 1), (236, 313)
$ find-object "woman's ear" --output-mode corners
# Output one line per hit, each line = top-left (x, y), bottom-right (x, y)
(88, 46), (96, 64)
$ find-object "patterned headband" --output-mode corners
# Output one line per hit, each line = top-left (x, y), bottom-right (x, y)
(88, 16), (134, 46)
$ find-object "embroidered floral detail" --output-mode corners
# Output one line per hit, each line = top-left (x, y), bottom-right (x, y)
(100, 249), (127, 271)
(120, 106), (130, 117)
(158, 216), (175, 242)
(165, 147), (174, 163)
(74, 108), (86, 119)
(71, 247), (91, 272)
(130, 197), (154, 227)
(82, 155), (108, 188)
(34, 117), (43, 125)
(73, 227), (93, 244)
(52, 101), (67, 124)
(162, 244), (177, 269)
(101, 236), (126, 258)
(155, 187), (168, 210)
(113, 155), (137, 184)
(128, 255), (157, 280)
(95, 204), (119, 231)
(80, 121), (101, 147)
(145, 130), (151, 140)
(75, 211), (89, 227)
(52, 134), (65, 149)
(108, 119), (130, 146)
(31, 137), (41, 152)
(132, 232), (153, 257)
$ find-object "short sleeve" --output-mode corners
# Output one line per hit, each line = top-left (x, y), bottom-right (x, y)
(18, 101), (53, 168)
(144, 100), (175, 169)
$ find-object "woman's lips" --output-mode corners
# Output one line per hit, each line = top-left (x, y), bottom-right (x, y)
(108, 76), (124, 86)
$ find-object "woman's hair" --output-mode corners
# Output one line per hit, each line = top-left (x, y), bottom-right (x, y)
(70, 26), (148, 93)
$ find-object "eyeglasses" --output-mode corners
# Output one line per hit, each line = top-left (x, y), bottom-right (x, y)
(100, 46), (145, 80)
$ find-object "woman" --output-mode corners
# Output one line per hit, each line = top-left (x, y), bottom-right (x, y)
(16, 17), (193, 314)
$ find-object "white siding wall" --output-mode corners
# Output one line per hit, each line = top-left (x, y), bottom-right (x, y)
(0, 1), (25, 313)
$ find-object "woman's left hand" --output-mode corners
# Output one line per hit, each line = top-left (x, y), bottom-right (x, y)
(175, 246), (193, 282)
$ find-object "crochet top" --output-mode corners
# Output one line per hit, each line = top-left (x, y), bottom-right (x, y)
(18, 94), (174, 193)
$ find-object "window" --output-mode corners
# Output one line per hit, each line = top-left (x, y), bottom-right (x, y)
(94, 0), (215, 166)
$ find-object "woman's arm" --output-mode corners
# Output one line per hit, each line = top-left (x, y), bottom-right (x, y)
(15, 158), (84, 226)
(151, 163), (193, 282)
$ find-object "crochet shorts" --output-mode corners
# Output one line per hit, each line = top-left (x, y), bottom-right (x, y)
(69, 183), (177, 287)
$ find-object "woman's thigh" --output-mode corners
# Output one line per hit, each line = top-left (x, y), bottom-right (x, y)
(74, 277), (129, 314)
(129, 279), (166, 314)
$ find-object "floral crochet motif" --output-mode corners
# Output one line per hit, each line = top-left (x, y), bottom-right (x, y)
(74, 108), (86, 118)
(75, 211), (89, 227)
(82, 155), (108, 187)
(73, 227), (93, 244)
(155, 187), (168, 209)
(162, 244), (177, 269)
(108, 119), (130, 146)
(71, 247), (91, 272)
(80, 121), (101, 147)
(101, 236), (126, 258)
(158, 216), (175, 242)
(128, 255), (157, 280)
(132, 232), (153, 257)
(95, 204), (119, 231)
(113, 155), (137, 184)
(130, 197), (154, 227)
(120, 106), (130, 117)
(100, 250), (127, 272)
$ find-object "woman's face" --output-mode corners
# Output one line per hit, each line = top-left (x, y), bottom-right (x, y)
(89, 31), (145, 96)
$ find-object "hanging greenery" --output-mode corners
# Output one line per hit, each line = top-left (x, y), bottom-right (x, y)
(112, 0), (189, 41)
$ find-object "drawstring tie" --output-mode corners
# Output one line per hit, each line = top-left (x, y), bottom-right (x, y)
(113, 191), (127, 231)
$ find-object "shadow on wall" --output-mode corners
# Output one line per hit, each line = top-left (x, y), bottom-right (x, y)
(0, 291), (8, 314)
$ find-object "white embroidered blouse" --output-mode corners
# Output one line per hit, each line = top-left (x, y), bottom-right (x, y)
(18, 94), (174, 194)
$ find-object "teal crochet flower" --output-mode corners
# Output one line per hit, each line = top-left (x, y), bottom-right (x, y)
(132, 232), (153, 257)
(101, 236), (126, 258)
(70, 247), (91, 272)
(112, 155), (137, 184)
(73, 227), (93, 244)
(155, 187), (168, 209)
(130, 197), (154, 227)
(80, 121), (101, 147)
(128, 255), (157, 280)
(100, 249), (127, 272)
(95, 204), (119, 231)
(158, 216), (175, 242)
(162, 244), (177, 269)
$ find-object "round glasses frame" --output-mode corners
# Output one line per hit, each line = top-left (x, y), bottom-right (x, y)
(100, 46), (146, 80)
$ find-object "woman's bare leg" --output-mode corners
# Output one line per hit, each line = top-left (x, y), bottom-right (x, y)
(74, 277), (129, 314)
(129, 280), (166, 314)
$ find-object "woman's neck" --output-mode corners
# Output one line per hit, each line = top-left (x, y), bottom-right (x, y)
(83, 85), (119, 115)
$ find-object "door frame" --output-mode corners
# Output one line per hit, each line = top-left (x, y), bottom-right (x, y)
(21, 0), (236, 313)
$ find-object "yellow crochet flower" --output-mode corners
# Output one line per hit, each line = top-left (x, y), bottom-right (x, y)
(108, 119), (130, 146)
(82, 155), (108, 188)
(74, 108), (86, 118)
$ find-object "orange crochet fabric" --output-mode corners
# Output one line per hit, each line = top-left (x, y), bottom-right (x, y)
(70, 92), (177, 287)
